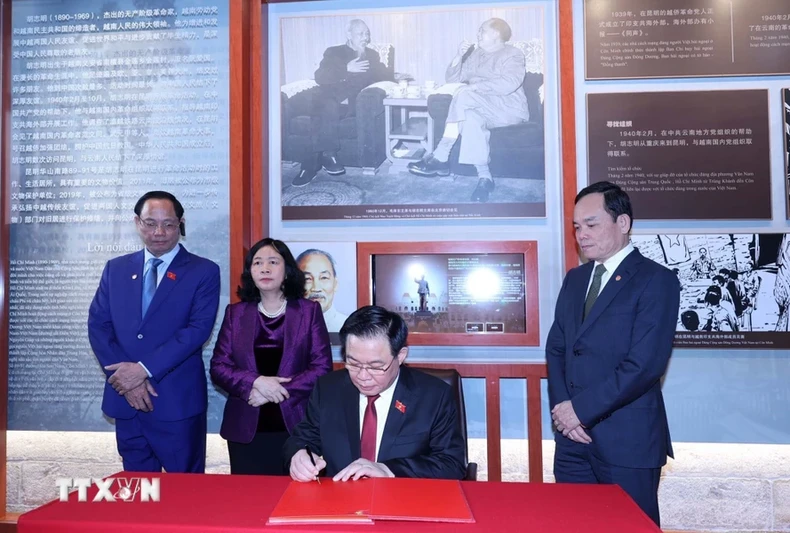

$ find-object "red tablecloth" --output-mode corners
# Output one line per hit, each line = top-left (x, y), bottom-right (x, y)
(18, 472), (661, 532)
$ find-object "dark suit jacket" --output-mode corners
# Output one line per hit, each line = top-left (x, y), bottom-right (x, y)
(210, 299), (332, 443)
(314, 44), (392, 101)
(283, 366), (466, 479)
(88, 246), (221, 421)
(546, 248), (680, 469)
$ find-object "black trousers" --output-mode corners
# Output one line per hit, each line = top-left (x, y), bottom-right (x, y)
(310, 84), (359, 156)
(227, 431), (290, 476)
(553, 436), (662, 526)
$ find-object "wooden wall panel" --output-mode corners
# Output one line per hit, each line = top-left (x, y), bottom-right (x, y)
(254, 0), (266, 242)
(230, 0), (246, 303)
(559, 0), (579, 272)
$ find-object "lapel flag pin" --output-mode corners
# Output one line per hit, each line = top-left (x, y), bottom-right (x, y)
(167, 271), (177, 281)
(395, 400), (406, 414)
(615, 275), (621, 281)
(132, 274), (138, 280)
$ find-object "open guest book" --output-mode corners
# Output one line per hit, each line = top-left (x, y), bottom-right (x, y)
(267, 477), (475, 525)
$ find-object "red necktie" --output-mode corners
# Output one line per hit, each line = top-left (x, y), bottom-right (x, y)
(360, 394), (380, 461)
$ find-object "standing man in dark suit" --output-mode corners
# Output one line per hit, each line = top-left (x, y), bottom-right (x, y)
(88, 191), (221, 473)
(284, 305), (466, 481)
(293, 19), (394, 187)
(546, 181), (679, 526)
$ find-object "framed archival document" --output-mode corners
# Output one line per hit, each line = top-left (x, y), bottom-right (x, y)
(357, 241), (539, 346)
(585, 0), (790, 80)
(7, 0), (233, 433)
(587, 89), (771, 220)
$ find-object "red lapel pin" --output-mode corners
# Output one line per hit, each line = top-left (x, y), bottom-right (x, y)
(615, 275), (621, 281)
(167, 271), (177, 280)
(395, 400), (406, 414)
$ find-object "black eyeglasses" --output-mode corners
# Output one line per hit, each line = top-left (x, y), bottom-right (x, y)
(344, 358), (397, 376)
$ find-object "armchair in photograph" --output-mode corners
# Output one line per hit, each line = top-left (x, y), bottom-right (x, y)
(426, 39), (545, 180)
(280, 44), (397, 174)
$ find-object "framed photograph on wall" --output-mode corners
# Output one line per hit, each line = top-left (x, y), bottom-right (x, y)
(784, 88), (790, 219)
(632, 233), (790, 349)
(286, 241), (358, 344)
(268, 1), (555, 221)
(356, 241), (539, 346)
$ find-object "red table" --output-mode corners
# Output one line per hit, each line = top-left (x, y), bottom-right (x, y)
(18, 472), (661, 532)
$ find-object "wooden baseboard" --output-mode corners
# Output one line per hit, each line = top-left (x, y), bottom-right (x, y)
(0, 513), (17, 533)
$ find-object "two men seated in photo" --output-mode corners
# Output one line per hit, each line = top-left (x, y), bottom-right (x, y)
(291, 17), (530, 204)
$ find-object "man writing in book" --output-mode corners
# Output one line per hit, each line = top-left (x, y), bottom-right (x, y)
(284, 305), (466, 481)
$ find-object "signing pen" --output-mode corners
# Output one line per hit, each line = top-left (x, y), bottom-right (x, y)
(305, 445), (321, 484)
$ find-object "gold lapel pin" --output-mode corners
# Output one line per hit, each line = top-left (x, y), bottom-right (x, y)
(132, 274), (138, 280)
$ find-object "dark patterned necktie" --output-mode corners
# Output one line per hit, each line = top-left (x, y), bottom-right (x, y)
(583, 264), (607, 320)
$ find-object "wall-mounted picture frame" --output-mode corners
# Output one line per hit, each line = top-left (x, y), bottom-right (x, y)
(784, 88), (790, 219)
(632, 233), (790, 349)
(286, 241), (358, 344)
(269, 1), (553, 221)
(584, 0), (790, 80)
(357, 241), (539, 346)
(587, 89), (771, 221)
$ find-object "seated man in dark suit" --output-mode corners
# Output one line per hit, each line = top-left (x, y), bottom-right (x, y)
(284, 305), (466, 481)
(294, 19), (394, 187)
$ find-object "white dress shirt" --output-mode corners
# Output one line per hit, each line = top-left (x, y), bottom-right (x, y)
(585, 242), (635, 298)
(323, 306), (350, 332)
(358, 372), (400, 462)
(143, 244), (181, 287)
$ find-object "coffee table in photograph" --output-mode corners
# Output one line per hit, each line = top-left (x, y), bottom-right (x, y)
(382, 96), (435, 174)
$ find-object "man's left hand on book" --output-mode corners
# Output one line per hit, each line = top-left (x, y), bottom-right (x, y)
(332, 458), (394, 482)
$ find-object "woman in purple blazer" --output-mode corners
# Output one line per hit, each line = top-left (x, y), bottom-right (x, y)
(210, 238), (332, 475)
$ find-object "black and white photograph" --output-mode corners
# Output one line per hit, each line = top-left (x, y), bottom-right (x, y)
(286, 241), (358, 341)
(784, 88), (790, 219)
(632, 233), (790, 348)
(274, 4), (548, 220)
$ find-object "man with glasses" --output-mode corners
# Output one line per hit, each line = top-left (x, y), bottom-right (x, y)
(88, 190), (221, 473)
(284, 305), (466, 481)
